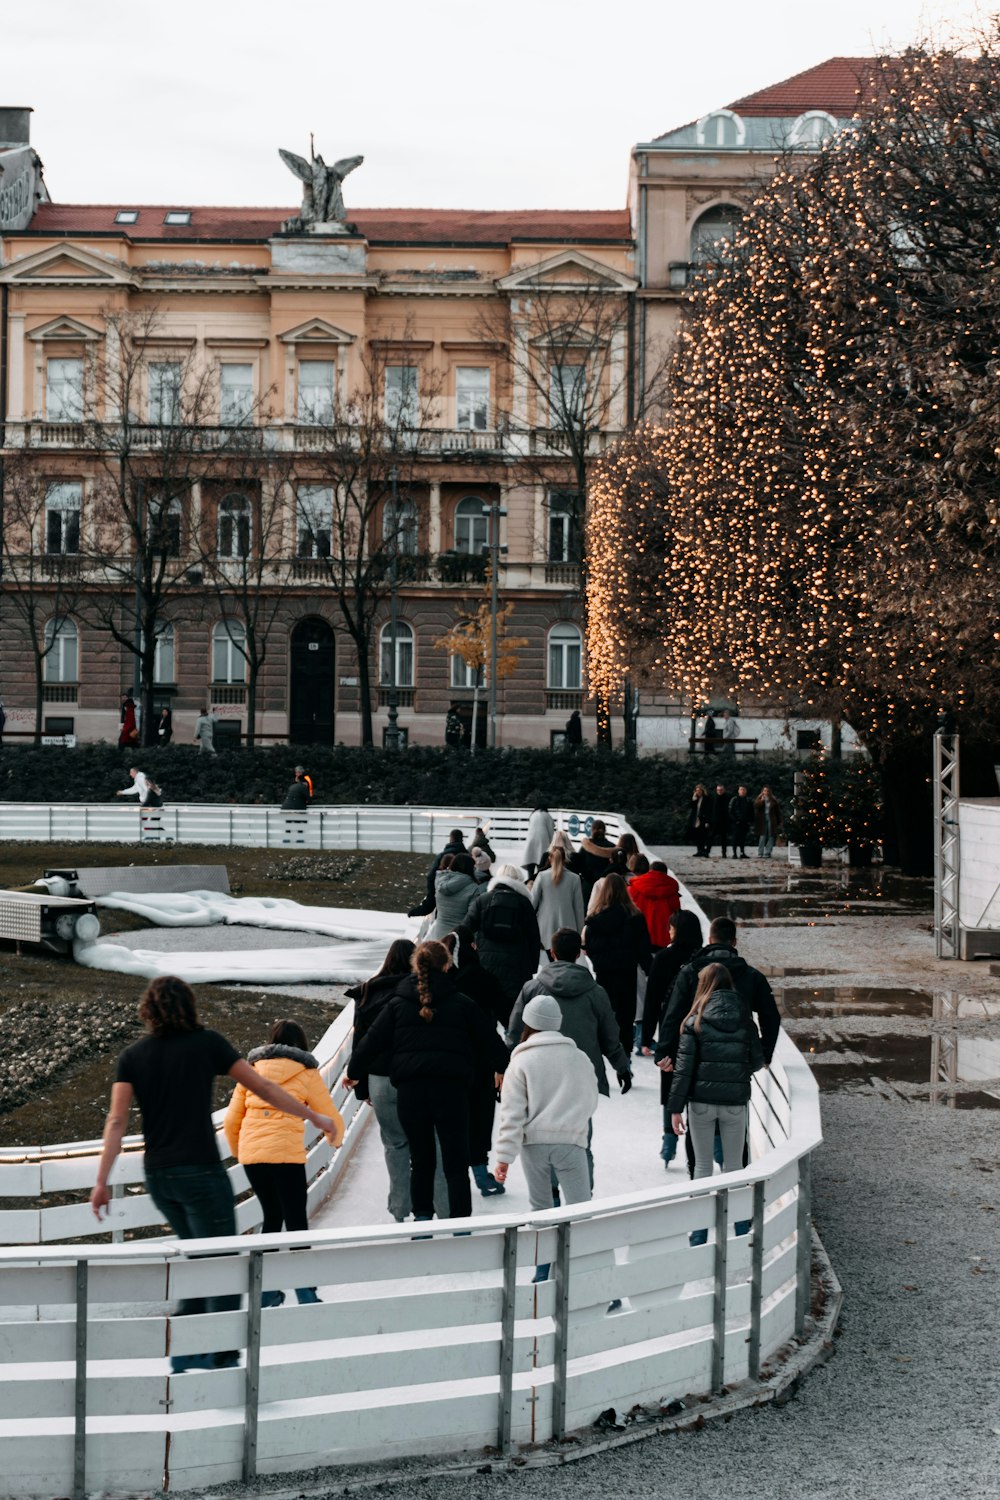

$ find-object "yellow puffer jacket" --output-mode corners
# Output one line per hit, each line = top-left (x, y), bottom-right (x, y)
(224, 1045), (345, 1165)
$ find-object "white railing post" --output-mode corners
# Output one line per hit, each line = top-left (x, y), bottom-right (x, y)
(73, 1258), (88, 1500)
(711, 1189), (729, 1394)
(551, 1220), (572, 1440)
(748, 1180), (765, 1379)
(242, 1250), (264, 1482)
(795, 1153), (813, 1335)
(497, 1225), (518, 1455)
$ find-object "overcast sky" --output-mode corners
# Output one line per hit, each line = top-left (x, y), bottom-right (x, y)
(6, 0), (991, 211)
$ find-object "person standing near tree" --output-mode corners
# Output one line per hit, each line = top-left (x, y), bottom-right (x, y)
(90, 976), (338, 1372)
(729, 785), (754, 859)
(157, 706), (173, 745)
(565, 709), (583, 750)
(119, 692), (138, 749)
(754, 786), (783, 858)
(709, 783), (731, 858)
(687, 783), (711, 858)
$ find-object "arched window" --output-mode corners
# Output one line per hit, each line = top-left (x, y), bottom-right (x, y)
(454, 496), (487, 555)
(690, 204), (742, 267)
(153, 622), (175, 684)
(695, 110), (745, 148)
(212, 620), (247, 683)
(380, 621), (414, 687)
(789, 111), (837, 148)
(217, 493), (251, 559)
(383, 494), (418, 556)
(547, 623), (582, 690)
(44, 617), (78, 682)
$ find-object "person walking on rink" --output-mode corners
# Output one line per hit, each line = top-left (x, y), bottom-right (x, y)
(531, 836), (585, 950)
(408, 828), (467, 917)
(91, 976), (338, 1372)
(225, 1018), (344, 1307)
(522, 803), (555, 880)
(494, 992), (598, 1211)
(583, 873), (652, 1055)
(467, 864), (541, 1022)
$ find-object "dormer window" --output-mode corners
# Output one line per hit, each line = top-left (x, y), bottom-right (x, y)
(789, 111), (837, 148)
(163, 210), (191, 225)
(695, 110), (746, 149)
(115, 210), (139, 224)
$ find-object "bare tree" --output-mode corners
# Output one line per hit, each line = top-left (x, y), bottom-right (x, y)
(76, 307), (274, 745)
(433, 570), (529, 754)
(286, 335), (442, 747)
(0, 451), (86, 741)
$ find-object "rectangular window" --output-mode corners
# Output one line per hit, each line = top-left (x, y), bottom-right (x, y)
(385, 365), (419, 428)
(547, 490), (581, 564)
(153, 626), (175, 684)
(148, 362), (182, 424)
(548, 363), (586, 428)
(164, 210), (191, 225)
(115, 210), (139, 224)
(43, 620), (78, 682)
(45, 482), (82, 555)
(451, 653), (480, 688)
(46, 358), (84, 422)
(213, 625), (247, 683)
(297, 484), (333, 558)
(297, 360), (335, 424)
(456, 367), (489, 431)
(219, 363), (253, 424)
(548, 634), (582, 690)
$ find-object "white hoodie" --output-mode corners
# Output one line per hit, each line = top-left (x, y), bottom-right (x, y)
(494, 1031), (599, 1164)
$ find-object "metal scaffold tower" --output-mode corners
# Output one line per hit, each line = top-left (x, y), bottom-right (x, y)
(933, 730), (960, 959)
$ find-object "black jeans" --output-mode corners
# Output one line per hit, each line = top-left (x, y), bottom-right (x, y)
(145, 1164), (240, 1332)
(396, 1081), (472, 1219)
(243, 1162), (309, 1234)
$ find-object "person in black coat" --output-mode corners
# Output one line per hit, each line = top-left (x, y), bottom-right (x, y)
(466, 866), (542, 1022)
(702, 712), (717, 755)
(156, 707), (173, 745)
(665, 962), (764, 1223)
(445, 923), (508, 1197)
(346, 941), (508, 1221)
(583, 873), (652, 1055)
(728, 785), (754, 859)
(686, 784), (711, 857)
(640, 908), (704, 1168)
(408, 829), (467, 917)
(345, 939), (416, 1221)
(281, 778), (310, 811)
(709, 782), (731, 857)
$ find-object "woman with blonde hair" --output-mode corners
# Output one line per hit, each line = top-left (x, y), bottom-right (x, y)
(346, 940), (508, 1222)
(665, 962), (764, 1183)
(583, 873), (652, 1054)
(531, 834), (585, 950)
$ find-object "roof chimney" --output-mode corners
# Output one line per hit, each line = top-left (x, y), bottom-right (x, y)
(0, 107), (32, 146)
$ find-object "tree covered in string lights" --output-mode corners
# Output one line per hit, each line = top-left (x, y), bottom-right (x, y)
(588, 38), (1000, 792)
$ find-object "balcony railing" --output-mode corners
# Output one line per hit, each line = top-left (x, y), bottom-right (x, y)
(545, 562), (581, 585)
(210, 684), (246, 706)
(42, 683), (78, 703)
(546, 690), (584, 711)
(378, 687), (415, 707)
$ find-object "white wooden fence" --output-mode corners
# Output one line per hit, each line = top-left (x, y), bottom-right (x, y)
(0, 801), (633, 853)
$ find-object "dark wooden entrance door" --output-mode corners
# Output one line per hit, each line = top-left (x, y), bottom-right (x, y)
(289, 619), (336, 745)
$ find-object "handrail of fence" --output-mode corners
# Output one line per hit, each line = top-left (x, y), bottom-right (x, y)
(0, 801), (632, 852)
(0, 1032), (818, 1496)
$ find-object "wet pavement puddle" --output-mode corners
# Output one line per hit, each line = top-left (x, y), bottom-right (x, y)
(693, 867), (934, 923)
(780, 987), (932, 1018)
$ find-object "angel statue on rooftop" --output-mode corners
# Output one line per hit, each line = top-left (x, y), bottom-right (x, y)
(278, 138), (364, 231)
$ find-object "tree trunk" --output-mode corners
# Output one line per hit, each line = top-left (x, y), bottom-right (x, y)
(830, 716), (843, 760)
(595, 689), (612, 751)
(355, 639), (375, 748)
(622, 676), (637, 760)
(246, 671), (257, 748)
(470, 680), (480, 755)
(139, 652), (156, 749)
(33, 651), (44, 746)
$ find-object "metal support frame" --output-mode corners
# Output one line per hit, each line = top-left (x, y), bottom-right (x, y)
(242, 1251), (264, 1483)
(795, 1154), (812, 1336)
(747, 1181), (765, 1379)
(934, 730), (961, 959)
(497, 1225), (518, 1455)
(551, 1221), (572, 1440)
(711, 1190), (729, 1394)
(73, 1259), (88, 1500)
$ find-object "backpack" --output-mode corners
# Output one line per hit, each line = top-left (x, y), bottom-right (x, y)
(482, 887), (522, 944)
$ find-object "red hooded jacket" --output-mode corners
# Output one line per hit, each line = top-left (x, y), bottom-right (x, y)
(628, 869), (682, 947)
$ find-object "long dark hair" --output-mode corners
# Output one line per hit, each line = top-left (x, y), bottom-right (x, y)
(139, 976), (201, 1038)
(413, 940), (450, 1022)
(587, 871), (639, 918)
(374, 938), (416, 980)
(270, 1018), (308, 1050)
(670, 908), (704, 952)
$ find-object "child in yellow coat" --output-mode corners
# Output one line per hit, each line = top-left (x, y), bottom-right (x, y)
(225, 1018), (344, 1306)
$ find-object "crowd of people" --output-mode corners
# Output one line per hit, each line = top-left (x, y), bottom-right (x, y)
(89, 810), (780, 1356)
(687, 782), (784, 859)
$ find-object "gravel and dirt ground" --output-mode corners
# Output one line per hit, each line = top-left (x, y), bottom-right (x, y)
(0, 843), (428, 1146)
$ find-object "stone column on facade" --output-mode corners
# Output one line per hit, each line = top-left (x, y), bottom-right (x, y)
(608, 325), (627, 434)
(102, 319), (121, 422)
(32, 342), (44, 419)
(428, 481), (442, 557)
(7, 314), (25, 427)
(511, 313), (529, 433)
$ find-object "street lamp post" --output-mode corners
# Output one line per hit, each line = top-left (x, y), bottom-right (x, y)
(481, 499), (507, 749)
(384, 466), (402, 752)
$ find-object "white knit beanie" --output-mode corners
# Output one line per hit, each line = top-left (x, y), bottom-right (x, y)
(522, 994), (563, 1032)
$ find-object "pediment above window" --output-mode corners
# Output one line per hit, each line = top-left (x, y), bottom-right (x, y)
(0, 243), (135, 286)
(497, 250), (637, 295)
(278, 318), (355, 345)
(26, 314), (103, 342)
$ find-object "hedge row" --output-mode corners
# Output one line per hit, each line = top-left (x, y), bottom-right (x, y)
(0, 744), (802, 845)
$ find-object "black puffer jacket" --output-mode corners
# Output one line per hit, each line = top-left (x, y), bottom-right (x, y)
(467, 876), (541, 1011)
(655, 942), (781, 1065)
(666, 989), (765, 1111)
(345, 972), (407, 1098)
(347, 971), (508, 1088)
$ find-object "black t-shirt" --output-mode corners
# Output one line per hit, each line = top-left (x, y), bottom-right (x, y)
(116, 1028), (240, 1170)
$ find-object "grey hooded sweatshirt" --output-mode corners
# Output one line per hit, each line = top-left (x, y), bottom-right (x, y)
(506, 960), (631, 1096)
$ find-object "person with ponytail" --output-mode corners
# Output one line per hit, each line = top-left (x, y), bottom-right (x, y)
(346, 940), (508, 1222)
(530, 834), (585, 953)
(344, 939), (416, 1222)
(664, 962), (765, 1242)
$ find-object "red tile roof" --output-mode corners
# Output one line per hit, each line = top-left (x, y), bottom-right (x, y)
(24, 204), (632, 245)
(726, 56), (894, 117)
